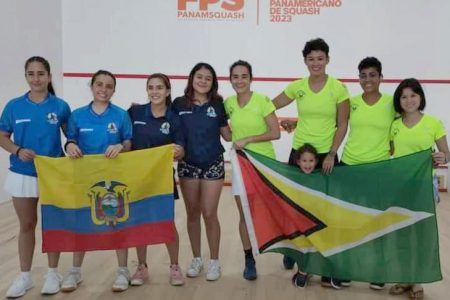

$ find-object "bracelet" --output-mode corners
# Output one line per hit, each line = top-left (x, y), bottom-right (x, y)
(328, 150), (337, 157)
(64, 140), (77, 152)
(15, 147), (22, 156)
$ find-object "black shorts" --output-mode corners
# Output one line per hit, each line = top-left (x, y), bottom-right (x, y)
(177, 155), (225, 180)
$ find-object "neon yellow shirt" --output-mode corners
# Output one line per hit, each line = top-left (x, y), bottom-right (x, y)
(390, 114), (446, 158)
(284, 76), (349, 153)
(342, 94), (395, 165)
(224, 92), (276, 159)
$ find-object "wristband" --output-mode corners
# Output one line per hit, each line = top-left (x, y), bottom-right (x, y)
(328, 150), (337, 157)
(15, 147), (23, 156)
(64, 141), (77, 152)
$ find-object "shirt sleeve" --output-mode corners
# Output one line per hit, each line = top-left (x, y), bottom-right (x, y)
(217, 102), (228, 127)
(0, 102), (13, 133)
(66, 114), (79, 142)
(283, 81), (298, 100)
(434, 118), (447, 140)
(261, 95), (276, 117)
(335, 80), (350, 103)
(170, 113), (186, 147)
(60, 101), (71, 125)
(121, 113), (133, 141)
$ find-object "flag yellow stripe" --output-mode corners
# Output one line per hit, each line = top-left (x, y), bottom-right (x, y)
(35, 145), (173, 209)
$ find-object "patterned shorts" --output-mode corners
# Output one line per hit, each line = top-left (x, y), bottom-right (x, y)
(177, 155), (225, 180)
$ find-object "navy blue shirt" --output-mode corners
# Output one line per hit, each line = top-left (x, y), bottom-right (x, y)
(127, 104), (185, 150)
(0, 92), (71, 176)
(171, 96), (227, 167)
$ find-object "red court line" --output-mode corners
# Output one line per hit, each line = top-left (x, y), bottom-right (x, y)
(63, 73), (450, 84)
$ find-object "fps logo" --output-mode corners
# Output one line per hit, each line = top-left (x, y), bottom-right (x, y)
(177, 0), (245, 21)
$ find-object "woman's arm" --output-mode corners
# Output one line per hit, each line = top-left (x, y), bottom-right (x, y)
(0, 130), (35, 161)
(432, 135), (450, 165)
(233, 112), (280, 150)
(272, 92), (294, 109)
(220, 125), (232, 142)
(322, 99), (350, 174)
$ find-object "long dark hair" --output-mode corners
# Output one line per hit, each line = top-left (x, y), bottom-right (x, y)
(147, 73), (172, 106)
(24, 56), (55, 95)
(184, 62), (222, 106)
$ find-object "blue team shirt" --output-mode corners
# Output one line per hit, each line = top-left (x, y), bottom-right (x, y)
(127, 104), (185, 150)
(67, 102), (132, 154)
(0, 92), (71, 176)
(171, 96), (227, 167)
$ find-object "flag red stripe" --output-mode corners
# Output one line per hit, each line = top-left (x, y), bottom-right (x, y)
(42, 221), (175, 252)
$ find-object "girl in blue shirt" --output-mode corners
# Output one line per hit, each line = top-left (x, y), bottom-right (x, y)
(63, 70), (133, 293)
(0, 56), (71, 298)
(172, 63), (231, 281)
(127, 73), (185, 286)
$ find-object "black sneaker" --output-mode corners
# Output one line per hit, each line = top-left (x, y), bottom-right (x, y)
(292, 272), (310, 288)
(243, 256), (257, 280)
(370, 283), (385, 290)
(321, 276), (342, 289)
(282, 255), (295, 270)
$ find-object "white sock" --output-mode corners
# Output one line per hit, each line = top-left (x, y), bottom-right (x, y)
(20, 271), (31, 279)
(47, 268), (57, 274)
(71, 267), (81, 273)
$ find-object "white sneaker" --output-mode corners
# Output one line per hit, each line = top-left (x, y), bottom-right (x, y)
(206, 260), (221, 281)
(61, 269), (82, 292)
(6, 274), (33, 298)
(186, 257), (203, 278)
(112, 268), (130, 292)
(41, 271), (62, 295)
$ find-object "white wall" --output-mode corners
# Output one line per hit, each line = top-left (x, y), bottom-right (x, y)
(0, 0), (62, 202)
(61, 0), (450, 161)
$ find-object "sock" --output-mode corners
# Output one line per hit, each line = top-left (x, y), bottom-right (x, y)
(71, 267), (81, 273)
(47, 268), (57, 274)
(20, 272), (31, 279)
(244, 248), (253, 259)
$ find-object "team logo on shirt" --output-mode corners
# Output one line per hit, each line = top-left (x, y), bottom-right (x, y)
(351, 104), (359, 111)
(206, 106), (217, 118)
(295, 90), (305, 99)
(107, 122), (118, 134)
(392, 127), (399, 137)
(89, 180), (130, 226)
(160, 122), (170, 135)
(47, 112), (58, 124)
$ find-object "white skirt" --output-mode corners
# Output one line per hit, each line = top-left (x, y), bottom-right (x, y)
(4, 171), (39, 198)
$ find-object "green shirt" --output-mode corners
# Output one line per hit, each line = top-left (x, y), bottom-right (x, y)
(224, 92), (276, 159)
(390, 114), (446, 158)
(342, 94), (395, 165)
(284, 76), (349, 153)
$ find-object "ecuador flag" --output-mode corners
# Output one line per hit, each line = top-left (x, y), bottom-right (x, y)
(231, 149), (442, 283)
(35, 145), (175, 252)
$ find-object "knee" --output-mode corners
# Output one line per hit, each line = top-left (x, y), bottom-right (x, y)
(202, 211), (219, 225)
(20, 220), (37, 233)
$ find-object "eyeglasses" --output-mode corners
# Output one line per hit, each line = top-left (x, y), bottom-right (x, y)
(359, 73), (380, 80)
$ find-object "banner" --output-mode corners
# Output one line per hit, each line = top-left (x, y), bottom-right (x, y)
(35, 145), (175, 252)
(231, 149), (442, 283)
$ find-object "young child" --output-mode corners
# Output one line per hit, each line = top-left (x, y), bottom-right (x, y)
(291, 143), (318, 288)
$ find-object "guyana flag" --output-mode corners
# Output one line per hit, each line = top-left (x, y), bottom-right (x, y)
(230, 149), (442, 283)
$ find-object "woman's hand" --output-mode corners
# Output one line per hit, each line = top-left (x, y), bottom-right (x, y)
(66, 143), (83, 159)
(174, 144), (185, 160)
(105, 144), (124, 159)
(322, 154), (335, 175)
(280, 120), (297, 133)
(233, 138), (250, 150)
(17, 148), (36, 161)
(432, 151), (448, 166)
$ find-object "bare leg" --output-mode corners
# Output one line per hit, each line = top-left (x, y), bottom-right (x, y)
(235, 196), (251, 250)
(180, 178), (202, 257)
(12, 197), (38, 272)
(116, 249), (128, 267)
(200, 179), (223, 259)
(135, 246), (147, 265)
(165, 228), (180, 265)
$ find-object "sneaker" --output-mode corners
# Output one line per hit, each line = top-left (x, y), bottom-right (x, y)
(186, 257), (203, 278)
(41, 272), (62, 295)
(169, 265), (185, 286)
(130, 264), (149, 286)
(243, 256), (257, 280)
(205, 260), (221, 281)
(61, 269), (82, 292)
(292, 272), (310, 288)
(6, 274), (33, 298)
(370, 282), (385, 290)
(282, 255), (295, 270)
(112, 268), (130, 292)
(321, 276), (342, 289)
(341, 280), (352, 287)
